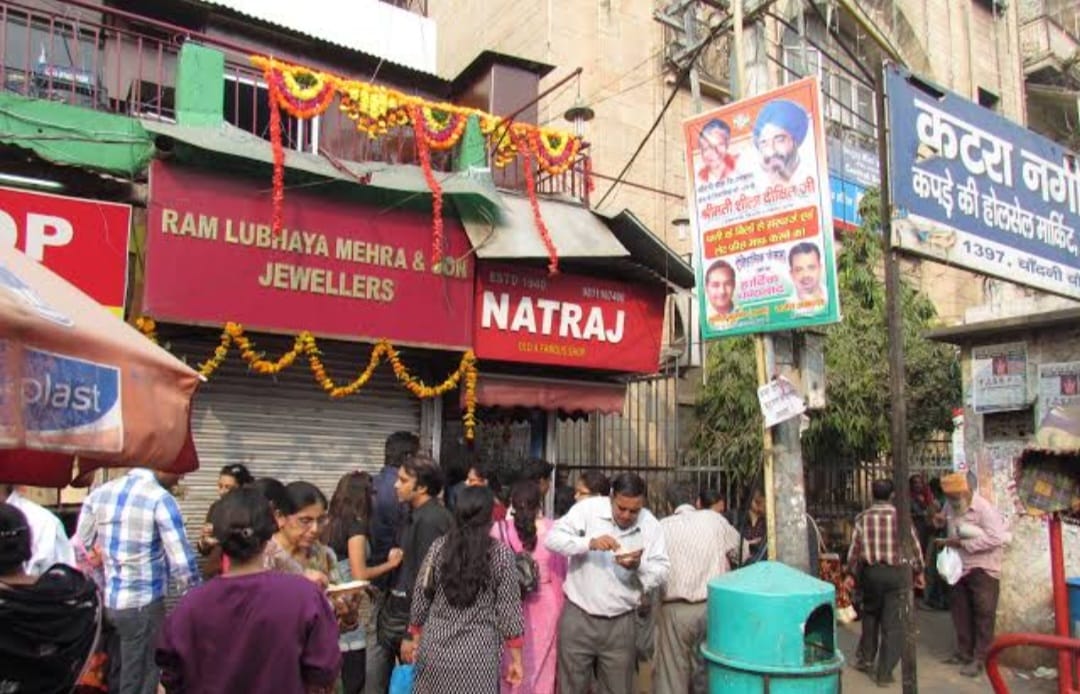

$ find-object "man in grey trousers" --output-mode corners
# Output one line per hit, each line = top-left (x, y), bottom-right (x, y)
(546, 472), (670, 694)
(653, 482), (743, 694)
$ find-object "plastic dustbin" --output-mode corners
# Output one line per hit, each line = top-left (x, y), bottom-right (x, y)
(701, 561), (844, 693)
(1067, 577), (1080, 638)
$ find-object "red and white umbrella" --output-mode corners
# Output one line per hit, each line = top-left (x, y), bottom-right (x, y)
(0, 244), (202, 486)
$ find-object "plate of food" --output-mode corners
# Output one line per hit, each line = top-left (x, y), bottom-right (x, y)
(327, 580), (370, 597)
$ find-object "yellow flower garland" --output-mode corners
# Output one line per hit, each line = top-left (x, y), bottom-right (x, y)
(135, 318), (477, 440)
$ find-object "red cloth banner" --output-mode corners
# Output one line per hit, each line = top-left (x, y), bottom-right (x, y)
(474, 262), (664, 374)
(144, 161), (474, 349)
(0, 186), (130, 313)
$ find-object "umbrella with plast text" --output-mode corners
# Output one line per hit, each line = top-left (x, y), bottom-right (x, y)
(0, 244), (203, 487)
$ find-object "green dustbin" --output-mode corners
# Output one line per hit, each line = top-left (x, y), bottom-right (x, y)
(701, 561), (844, 693)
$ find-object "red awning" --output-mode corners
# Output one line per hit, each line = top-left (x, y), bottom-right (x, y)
(467, 375), (626, 415)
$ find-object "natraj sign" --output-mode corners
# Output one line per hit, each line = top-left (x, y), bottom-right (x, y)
(474, 263), (665, 373)
(0, 186), (130, 313)
(144, 161), (474, 349)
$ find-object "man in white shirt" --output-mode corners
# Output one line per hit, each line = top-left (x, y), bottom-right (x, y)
(654, 483), (743, 694)
(3, 484), (76, 574)
(546, 472), (670, 694)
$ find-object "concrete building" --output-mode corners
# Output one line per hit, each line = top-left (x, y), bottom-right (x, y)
(429, 0), (1032, 466)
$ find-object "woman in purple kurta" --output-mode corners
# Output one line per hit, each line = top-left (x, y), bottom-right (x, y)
(492, 481), (567, 694)
(156, 488), (341, 694)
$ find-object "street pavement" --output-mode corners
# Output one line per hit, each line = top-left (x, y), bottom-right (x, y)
(839, 608), (1059, 693)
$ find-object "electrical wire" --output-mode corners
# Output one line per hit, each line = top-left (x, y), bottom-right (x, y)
(595, 15), (732, 209)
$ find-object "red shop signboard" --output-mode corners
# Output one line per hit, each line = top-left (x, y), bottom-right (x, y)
(144, 161), (474, 349)
(474, 263), (665, 374)
(0, 186), (130, 313)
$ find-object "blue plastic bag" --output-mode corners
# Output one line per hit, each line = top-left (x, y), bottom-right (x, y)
(389, 663), (415, 694)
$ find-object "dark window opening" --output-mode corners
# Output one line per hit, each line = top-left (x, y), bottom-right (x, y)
(977, 87), (1001, 112)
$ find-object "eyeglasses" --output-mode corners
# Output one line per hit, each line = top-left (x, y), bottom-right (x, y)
(291, 514), (329, 529)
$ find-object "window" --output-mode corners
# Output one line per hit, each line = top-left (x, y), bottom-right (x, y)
(2, 13), (103, 107)
(223, 73), (319, 153)
(977, 87), (1001, 112)
(782, 44), (876, 138)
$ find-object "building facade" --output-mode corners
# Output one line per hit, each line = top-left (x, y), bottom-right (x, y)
(0, 0), (688, 524)
(430, 0), (1034, 468)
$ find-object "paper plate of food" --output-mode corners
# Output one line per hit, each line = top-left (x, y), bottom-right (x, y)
(327, 580), (370, 597)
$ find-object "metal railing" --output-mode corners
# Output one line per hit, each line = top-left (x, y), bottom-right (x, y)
(553, 438), (954, 522)
(0, 0), (591, 203)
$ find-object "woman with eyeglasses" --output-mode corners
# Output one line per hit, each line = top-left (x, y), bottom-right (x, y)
(197, 464), (255, 578)
(156, 488), (341, 693)
(262, 481), (336, 586)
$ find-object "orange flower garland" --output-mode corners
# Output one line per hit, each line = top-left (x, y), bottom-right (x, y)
(248, 54), (589, 278)
(266, 75), (286, 239)
(512, 129), (560, 274)
(135, 317), (478, 440)
(531, 128), (582, 176)
(410, 103), (445, 266)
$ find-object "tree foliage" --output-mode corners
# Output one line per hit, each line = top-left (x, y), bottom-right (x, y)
(689, 188), (961, 468)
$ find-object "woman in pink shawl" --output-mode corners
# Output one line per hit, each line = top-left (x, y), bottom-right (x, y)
(492, 480), (566, 694)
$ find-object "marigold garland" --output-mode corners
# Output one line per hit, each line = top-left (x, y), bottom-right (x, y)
(266, 75), (286, 239)
(512, 129), (559, 274)
(531, 128), (581, 176)
(249, 54), (590, 275)
(410, 103), (445, 267)
(135, 318), (477, 440)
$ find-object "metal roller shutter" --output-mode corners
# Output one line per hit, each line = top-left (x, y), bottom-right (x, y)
(164, 332), (420, 538)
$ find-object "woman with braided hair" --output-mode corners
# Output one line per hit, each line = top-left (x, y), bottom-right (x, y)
(0, 501), (101, 694)
(493, 480), (567, 694)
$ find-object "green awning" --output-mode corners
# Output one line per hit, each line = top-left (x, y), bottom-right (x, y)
(0, 93), (153, 176)
(140, 119), (504, 210)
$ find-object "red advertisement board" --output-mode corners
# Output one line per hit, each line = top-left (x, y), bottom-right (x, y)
(144, 162), (474, 349)
(474, 263), (665, 374)
(0, 186), (130, 312)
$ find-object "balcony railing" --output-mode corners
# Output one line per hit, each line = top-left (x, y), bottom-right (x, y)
(1021, 12), (1080, 75)
(0, 0), (589, 205)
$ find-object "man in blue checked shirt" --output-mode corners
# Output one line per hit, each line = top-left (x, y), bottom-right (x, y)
(77, 468), (201, 694)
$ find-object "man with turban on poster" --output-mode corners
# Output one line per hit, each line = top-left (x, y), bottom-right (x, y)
(752, 99), (816, 186)
(935, 472), (1009, 678)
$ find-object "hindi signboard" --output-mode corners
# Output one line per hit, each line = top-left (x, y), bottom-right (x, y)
(972, 342), (1029, 413)
(886, 65), (1080, 299)
(683, 77), (840, 339)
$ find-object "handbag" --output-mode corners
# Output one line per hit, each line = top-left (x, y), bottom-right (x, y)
(389, 663), (415, 694)
(497, 520), (540, 597)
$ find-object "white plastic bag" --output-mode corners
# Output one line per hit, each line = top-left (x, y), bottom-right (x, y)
(937, 546), (963, 586)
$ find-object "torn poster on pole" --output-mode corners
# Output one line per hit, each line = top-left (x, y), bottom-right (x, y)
(757, 375), (807, 428)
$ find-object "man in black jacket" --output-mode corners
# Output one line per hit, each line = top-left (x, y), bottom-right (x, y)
(366, 454), (451, 693)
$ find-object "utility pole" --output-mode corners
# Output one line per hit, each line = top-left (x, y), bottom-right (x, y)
(875, 60), (917, 693)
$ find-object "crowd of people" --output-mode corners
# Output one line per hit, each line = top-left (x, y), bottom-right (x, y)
(0, 431), (774, 694)
(0, 435), (1007, 694)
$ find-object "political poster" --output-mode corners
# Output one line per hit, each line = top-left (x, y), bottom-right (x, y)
(972, 342), (1028, 413)
(1037, 361), (1080, 425)
(683, 77), (840, 340)
(886, 64), (1080, 299)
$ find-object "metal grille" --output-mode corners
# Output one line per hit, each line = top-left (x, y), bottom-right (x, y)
(164, 332), (420, 538)
(553, 376), (680, 468)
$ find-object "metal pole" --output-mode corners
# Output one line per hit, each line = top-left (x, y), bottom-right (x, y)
(1049, 513), (1074, 694)
(876, 59), (918, 694)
